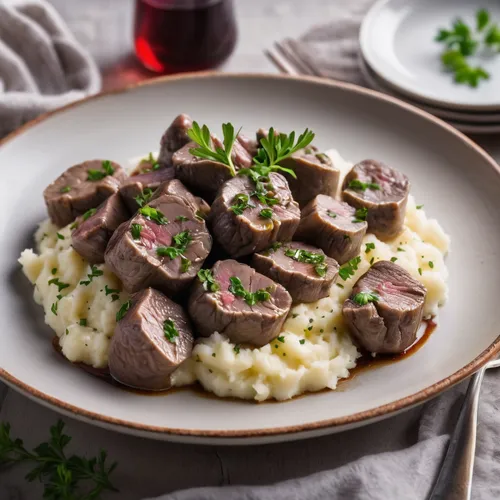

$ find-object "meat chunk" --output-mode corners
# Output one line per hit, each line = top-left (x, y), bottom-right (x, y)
(280, 146), (340, 207)
(172, 141), (235, 202)
(104, 194), (212, 296)
(252, 242), (339, 303)
(295, 195), (367, 265)
(109, 288), (194, 390)
(119, 168), (175, 213)
(342, 261), (426, 354)
(342, 160), (410, 240)
(210, 173), (300, 258)
(158, 113), (193, 167)
(71, 194), (129, 264)
(188, 260), (292, 347)
(44, 160), (127, 227)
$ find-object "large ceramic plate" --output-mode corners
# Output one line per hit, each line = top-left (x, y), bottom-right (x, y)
(1, 73), (500, 445)
(360, 0), (500, 111)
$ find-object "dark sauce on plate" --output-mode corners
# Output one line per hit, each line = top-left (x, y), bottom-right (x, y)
(52, 320), (436, 401)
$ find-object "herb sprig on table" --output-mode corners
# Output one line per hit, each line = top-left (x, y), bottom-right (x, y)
(0, 420), (118, 500)
(435, 9), (500, 88)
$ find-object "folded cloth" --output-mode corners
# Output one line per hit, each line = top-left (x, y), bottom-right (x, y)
(0, 0), (101, 138)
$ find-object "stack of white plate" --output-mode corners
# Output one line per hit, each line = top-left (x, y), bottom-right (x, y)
(359, 0), (500, 134)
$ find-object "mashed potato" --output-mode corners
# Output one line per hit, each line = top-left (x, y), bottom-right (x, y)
(19, 149), (449, 401)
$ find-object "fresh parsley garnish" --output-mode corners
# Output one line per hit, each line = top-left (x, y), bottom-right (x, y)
(339, 256), (362, 281)
(416, 204), (424, 209)
(228, 276), (271, 306)
(163, 318), (179, 343)
(79, 318), (87, 326)
(352, 207), (368, 223)
(0, 420), (118, 500)
(327, 210), (337, 218)
(51, 302), (58, 315)
(365, 242), (375, 253)
(233, 345), (241, 354)
(391, 257), (398, 263)
(48, 278), (70, 293)
(51, 267), (58, 275)
(188, 121), (240, 177)
(131, 223), (142, 240)
(79, 265), (104, 286)
(87, 160), (115, 181)
(284, 248), (328, 277)
(418, 267), (423, 276)
(176, 215), (189, 222)
(353, 291), (379, 306)
(299, 339), (306, 345)
(104, 285), (120, 296)
(56, 232), (65, 240)
(82, 208), (97, 221)
(134, 188), (154, 208)
(230, 193), (255, 215)
(397, 247), (405, 252)
(429, 261), (434, 269)
(197, 269), (220, 292)
(259, 208), (273, 219)
(347, 179), (380, 192)
(139, 206), (168, 225)
(156, 231), (192, 272)
(116, 300), (131, 322)
(140, 152), (160, 172)
(60, 185), (71, 193)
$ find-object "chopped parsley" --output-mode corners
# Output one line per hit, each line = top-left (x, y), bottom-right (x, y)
(48, 278), (70, 293)
(51, 302), (58, 316)
(365, 242), (375, 253)
(70, 221), (79, 230)
(87, 160), (115, 181)
(79, 319), (87, 326)
(418, 268), (423, 275)
(284, 248), (328, 277)
(104, 285), (120, 296)
(163, 319), (179, 343)
(230, 193), (255, 215)
(176, 215), (189, 222)
(292, 313), (299, 318)
(277, 336), (285, 343)
(259, 208), (273, 219)
(397, 247), (405, 252)
(347, 179), (380, 192)
(60, 185), (71, 193)
(370, 257), (375, 265)
(51, 268), (57, 275)
(56, 233), (65, 240)
(353, 291), (379, 306)
(82, 208), (97, 221)
(228, 276), (271, 306)
(233, 345), (241, 354)
(339, 256), (362, 281)
(299, 339), (306, 345)
(79, 265), (104, 286)
(429, 261), (434, 269)
(116, 300), (131, 322)
(131, 223), (142, 240)
(156, 231), (192, 272)
(134, 188), (154, 208)
(390, 257), (398, 263)
(197, 269), (220, 292)
(416, 204), (424, 210)
(141, 152), (160, 171)
(139, 206), (168, 225)
(352, 207), (368, 223)
(337, 283), (344, 289)
(327, 210), (337, 219)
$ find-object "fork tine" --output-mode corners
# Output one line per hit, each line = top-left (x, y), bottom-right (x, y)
(264, 48), (299, 76)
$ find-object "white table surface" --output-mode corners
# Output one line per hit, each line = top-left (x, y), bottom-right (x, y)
(1, 1), (499, 499)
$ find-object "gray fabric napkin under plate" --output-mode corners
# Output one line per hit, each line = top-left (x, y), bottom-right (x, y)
(0, 0), (101, 138)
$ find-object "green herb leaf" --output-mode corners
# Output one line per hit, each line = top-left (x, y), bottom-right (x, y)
(277, 336), (285, 343)
(176, 215), (189, 222)
(352, 207), (368, 223)
(197, 269), (220, 292)
(347, 179), (380, 192)
(353, 291), (379, 306)
(339, 256), (362, 281)
(134, 188), (154, 208)
(327, 210), (337, 218)
(156, 230), (192, 262)
(416, 204), (424, 209)
(477, 8), (490, 31)
(365, 242), (375, 253)
(230, 193), (255, 215)
(79, 265), (104, 286)
(60, 185), (71, 193)
(51, 302), (58, 315)
(139, 206), (169, 225)
(116, 300), (131, 322)
(82, 208), (97, 221)
(228, 276), (271, 306)
(104, 285), (120, 296)
(390, 257), (398, 263)
(259, 208), (273, 219)
(429, 261), (434, 268)
(79, 318), (87, 326)
(233, 345), (240, 354)
(284, 247), (328, 277)
(163, 318), (179, 343)
(48, 278), (70, 293)
(56, 232), (65, 240)
(418, 267), (423, 276)
(51, 267), (58, 275)
(131, 223), (142, 240)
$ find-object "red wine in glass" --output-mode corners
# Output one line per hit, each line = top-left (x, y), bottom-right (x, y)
(134, 0), (237, 73)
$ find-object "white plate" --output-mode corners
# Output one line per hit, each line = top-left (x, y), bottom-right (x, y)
(360, 0), (500, 111)
(359, 54), (500, 134)
(1, 73), (500, 445)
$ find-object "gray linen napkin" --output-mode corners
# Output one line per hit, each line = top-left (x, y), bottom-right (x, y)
(0, 0), (101, 138)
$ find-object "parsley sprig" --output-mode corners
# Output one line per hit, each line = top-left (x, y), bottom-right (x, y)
(339, 256), (362, 281)
(87, 160), (114, 181)
(228, 276), (271, 306)
(139, 206), (168, 225)
(163, 319), (179, 343)
(79, 265), (103, 286)
(230, 193), (255, 215)
(134, 188), (154, 208)
(0, 420), (117, 500)
(187, 122), (240, 177)
(197, 269), (220, 292)
(284, 248), (328, 277)
(353, 291), (379, 306)
(156, 231), (192, 273)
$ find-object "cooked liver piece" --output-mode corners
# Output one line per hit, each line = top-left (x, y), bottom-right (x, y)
(210, 173), (300, 258)
(342, 160), (410, 240)
(342, 261), (426, 354)
(252, 242), (339, 303)
(172, 141), (235, 202)
(104, 194), (212, 296)
(71, 194), (129, 264)
(295, 194), (367, 265)
(44, 160), (127, 227)
(280, 146), (340, 207)
(119, 168), (175, 213)
(158, 113), (193, 167)
(188, 260), (292, 347)
(109, 288), (194, 390)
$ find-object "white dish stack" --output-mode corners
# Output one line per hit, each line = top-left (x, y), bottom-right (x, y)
(359, 0), (500, 134)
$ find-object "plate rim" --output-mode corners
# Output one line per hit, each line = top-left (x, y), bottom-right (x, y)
(1, 71), (500, 440)
(359, 0), (500, 112)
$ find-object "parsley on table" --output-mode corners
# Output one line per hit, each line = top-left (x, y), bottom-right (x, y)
(339, 256), (362, 281)
(197, 269), (220, 292)
(228, 276), (271, 306)
(353, 291), (379, 306)
(163, 319), (179, 343)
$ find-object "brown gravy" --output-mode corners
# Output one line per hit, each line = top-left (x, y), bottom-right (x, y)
(52, 319), (436, 402)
